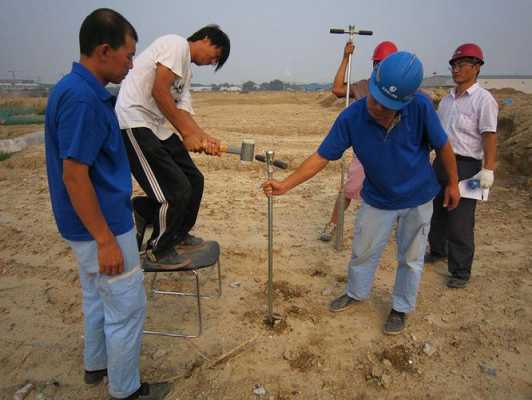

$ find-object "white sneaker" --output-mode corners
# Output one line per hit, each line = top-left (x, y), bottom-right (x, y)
(319, 222), (336, 242)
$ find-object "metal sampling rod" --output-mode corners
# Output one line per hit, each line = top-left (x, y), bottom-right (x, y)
(265, 150), (275, 325)
(329, 26), (373, 250)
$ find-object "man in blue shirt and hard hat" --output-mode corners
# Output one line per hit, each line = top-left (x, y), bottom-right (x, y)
(262, 52), (460, 334)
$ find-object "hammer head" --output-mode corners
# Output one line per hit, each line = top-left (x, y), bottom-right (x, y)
(240, 139), (255, 162)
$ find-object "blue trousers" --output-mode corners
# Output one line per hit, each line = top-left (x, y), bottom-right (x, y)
(346, 199), (433, 313)
(68, 228), (146, 399)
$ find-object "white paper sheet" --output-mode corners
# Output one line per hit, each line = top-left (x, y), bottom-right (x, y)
(458, 172), (489, 201)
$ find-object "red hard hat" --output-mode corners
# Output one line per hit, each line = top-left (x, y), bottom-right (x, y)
(372, 41), (398, 61)
(449, 43), (484, 65)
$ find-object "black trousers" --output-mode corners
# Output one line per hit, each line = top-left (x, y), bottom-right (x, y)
(428, 155), (482, 280)
(122, 127), (204, 255)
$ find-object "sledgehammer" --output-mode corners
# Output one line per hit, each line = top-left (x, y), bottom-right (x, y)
(204, 139), (255, 161)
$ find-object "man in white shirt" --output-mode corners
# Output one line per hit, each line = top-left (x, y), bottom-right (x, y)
(427, 43), (498, 289)
(116, 25), (230, 266)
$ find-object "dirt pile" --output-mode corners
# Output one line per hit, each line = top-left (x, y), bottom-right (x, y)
(491, 89), (532, 179)
(318, 93), (343, 109)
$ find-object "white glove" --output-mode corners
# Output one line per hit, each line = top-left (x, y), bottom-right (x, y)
(479, 169), (494, 189)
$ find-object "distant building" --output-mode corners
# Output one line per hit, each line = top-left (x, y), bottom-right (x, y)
(422, 74), (532, 94)
(0, 79), (49, 96)
(219, 86), (242, 92)
(0, 79), (40, 89)
(190, 85), (212, 92)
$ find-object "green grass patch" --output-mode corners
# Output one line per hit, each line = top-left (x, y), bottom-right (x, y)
(0, 151), (12, 161)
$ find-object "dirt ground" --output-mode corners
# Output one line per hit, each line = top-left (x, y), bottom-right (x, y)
(0, 92), (531, 400)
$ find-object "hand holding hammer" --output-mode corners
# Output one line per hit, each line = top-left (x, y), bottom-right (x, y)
(183, 132), (220, 154)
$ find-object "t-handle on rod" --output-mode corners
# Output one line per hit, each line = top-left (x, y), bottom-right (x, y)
(329, 27), (373, 35)
(328, 25), (374, 108)
(255, 154), (288, 169)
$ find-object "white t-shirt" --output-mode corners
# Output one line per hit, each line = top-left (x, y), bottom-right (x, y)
(116, 35), (194, 140)
(437, 83), (498, 160)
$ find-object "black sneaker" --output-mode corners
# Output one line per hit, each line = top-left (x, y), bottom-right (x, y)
(383, 309), (406, 335)
(329, 294), (358, 312)
(144, 248), (192, 270)
(176, 233), (205, 251)
(84, 368), (107, 384)
(111, 382), (173, 400)
(447, 277), (468, 288)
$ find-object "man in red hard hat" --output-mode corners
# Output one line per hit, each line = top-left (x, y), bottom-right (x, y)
(319, 40), (398, 242)
(426, 43), (498, 289)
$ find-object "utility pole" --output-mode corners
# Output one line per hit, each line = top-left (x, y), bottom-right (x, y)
(8, 70), (16, 86)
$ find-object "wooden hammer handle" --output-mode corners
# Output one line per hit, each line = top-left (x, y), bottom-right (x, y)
(221, 143), (241, 155)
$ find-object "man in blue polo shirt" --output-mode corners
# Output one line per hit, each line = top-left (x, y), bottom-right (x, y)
(45, 9), (172, 400)
(262, 52), (460, 335)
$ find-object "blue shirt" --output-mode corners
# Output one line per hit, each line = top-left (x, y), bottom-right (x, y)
(45, 62), (133, 241)
(318, 93), (448, 210)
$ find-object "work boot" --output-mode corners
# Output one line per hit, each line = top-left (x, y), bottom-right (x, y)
(111, 382), (173, 400)
(383, 309), (406, 335)
(84, 368), (107, 385)
(447, 276), (468, 289)
(329, 294), (358, 312)
(144, 248), (192, 270)
(319, 222), (336, 242)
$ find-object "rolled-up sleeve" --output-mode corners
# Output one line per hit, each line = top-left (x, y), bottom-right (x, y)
(478, 93), (498, 134)
(176, 85), (194, 115)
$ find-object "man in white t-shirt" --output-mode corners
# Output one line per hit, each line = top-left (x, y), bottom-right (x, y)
(116, 25), (230, 266)
(427, 43), (498, 289)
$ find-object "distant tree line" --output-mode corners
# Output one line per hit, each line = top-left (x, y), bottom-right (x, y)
(241, 80), (330, 92)
(190, 80), (331, 92)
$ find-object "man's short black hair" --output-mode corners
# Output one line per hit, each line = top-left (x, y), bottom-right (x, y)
(188, 25), (230, 71)
(79, 8), (138, 56)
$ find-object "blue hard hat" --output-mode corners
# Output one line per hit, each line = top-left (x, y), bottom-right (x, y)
(368, 51), (424, 110)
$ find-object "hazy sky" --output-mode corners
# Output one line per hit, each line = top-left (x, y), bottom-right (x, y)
(1, 0), (531, 84)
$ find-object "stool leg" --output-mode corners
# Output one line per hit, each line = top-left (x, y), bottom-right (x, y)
(149, 272), (158, 299)
(192, 270), (203, 337)
(215, 259), (222, 298)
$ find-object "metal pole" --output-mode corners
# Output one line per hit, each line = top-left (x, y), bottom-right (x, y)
(329, 25), (372, 251)
(265, 150), (275, 325)
(335, 26), (355, 251)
